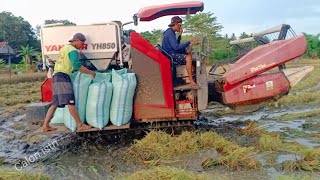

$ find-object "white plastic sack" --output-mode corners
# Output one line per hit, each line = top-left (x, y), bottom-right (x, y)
(50, 108), (64, 124)
(110, 69), (127, 83)
(63, 106), (76, 132)
(93, 72), (112, 83)
(86, 81), (113, 129)
(110, 69), (137, 126)
(64, 72), (92, 132)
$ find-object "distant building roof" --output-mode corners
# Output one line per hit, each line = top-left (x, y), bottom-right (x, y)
(0, 42), (7, 49)
(0, 42), (15, 55)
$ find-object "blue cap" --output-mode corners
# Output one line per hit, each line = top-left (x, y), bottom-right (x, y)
(168, 16), (182, 27)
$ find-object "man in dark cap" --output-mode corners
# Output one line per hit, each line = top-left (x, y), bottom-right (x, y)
(162, 16), (199, 87)
(42, 33), (95, 132)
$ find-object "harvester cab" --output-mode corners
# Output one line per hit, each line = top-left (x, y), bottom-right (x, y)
(129, 1), (208, 117)
(37, 1), (207, 133)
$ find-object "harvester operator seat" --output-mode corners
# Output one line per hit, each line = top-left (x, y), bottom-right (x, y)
(156, 44), (184, 86)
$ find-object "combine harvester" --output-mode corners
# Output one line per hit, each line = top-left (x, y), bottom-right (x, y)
(31, 1), (312, 134)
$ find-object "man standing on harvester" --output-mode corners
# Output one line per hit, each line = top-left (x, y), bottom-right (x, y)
(42, 33), (96, 132)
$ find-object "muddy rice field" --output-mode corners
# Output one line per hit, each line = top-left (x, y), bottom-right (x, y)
(0, 59), (319, 180)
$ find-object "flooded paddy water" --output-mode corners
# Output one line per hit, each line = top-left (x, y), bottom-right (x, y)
(0, 60), (319, 180)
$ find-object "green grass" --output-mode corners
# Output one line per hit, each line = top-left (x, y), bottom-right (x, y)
(0, 74), (44, 115)
(239, 121), (265, 136)
(0, 73), (46, 85)
(257, 133), (306, 153)
(127, 131), (260, 170)
(268, 60), (320, 107)
(257, 134), (285, 152)
(0, 170), (49, 180)
(289, 64), (320, 93)
(256, 133), (320, 172)
(118, 166), (210, 180)
(0, 81), (42, 106)
(276, 92), (320, 107)
(276, 176), (313, 180)
(275, 110), (320, 121)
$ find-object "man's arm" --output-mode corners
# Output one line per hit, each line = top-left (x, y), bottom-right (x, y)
(79, 66), (95, 79)
(177, 26), (183, 44)
(177, 35), (181, 44)
(68, 50), (96, 78)
(167, 31), (190, 52)
(68, 50), (82, 71)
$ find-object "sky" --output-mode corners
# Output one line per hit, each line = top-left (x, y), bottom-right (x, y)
(1, 0), (320, 37)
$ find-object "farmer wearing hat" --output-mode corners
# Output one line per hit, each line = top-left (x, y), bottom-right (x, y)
(162, 16), (199, 88)
(42, 33), (95, 132)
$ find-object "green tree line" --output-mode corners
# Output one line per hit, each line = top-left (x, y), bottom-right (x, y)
(1, 11), (319, 66)
(140, 12), (320, 63)
(0, 11), (75, 68)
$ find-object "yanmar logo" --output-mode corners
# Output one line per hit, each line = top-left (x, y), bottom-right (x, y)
(45, 44), (88, 52)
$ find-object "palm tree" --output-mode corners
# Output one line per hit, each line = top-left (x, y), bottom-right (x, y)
(17, 45), (37, 72)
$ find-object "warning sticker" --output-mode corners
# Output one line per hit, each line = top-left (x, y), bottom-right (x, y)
(266, 81), (273, 90)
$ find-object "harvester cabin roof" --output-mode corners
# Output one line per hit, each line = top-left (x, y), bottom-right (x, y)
(137, 1), (204, 21)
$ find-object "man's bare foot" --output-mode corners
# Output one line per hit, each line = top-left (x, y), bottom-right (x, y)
(42, 126), (57, 132)
(77, 124), (92, 132)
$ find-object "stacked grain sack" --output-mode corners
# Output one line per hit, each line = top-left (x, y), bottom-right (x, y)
(50, 68), (137, 130)
(110, 69), (137, 126)
(50, 108), (64, 124)
(86, 72), (113, 129)
(64, 72), (92, 131)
